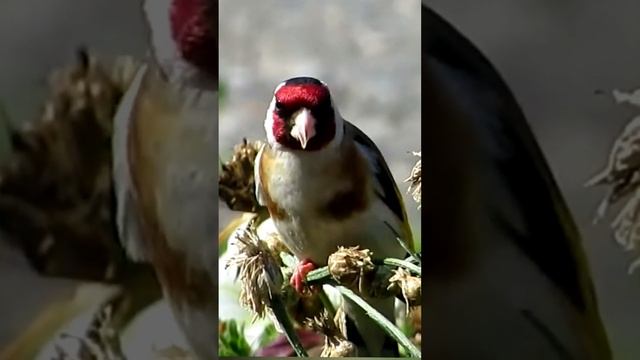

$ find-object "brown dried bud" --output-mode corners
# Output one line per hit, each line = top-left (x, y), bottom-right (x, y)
(388, 268), (422, 311)
(0, 50), (140, 282)
(322, 340), (356, 358)
(225, 218), (282, 320)
(219, 139), (265, 212)
(304, 308), (356, 358)
(588, 89), (640, 272)
(327, 246), (375, 292)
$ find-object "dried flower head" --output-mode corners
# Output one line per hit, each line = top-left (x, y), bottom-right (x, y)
(225, 217), (283, 320)
(0, 49), (140, 282)
(588, 88), (640, 272)
(586, 116), (640, 219)
(405, 151), (421, 209)
(388, 268), (421, 312)
(219, 139), (265, 212)
(304, 308), (356, 357)
(327, 246), (375, 293)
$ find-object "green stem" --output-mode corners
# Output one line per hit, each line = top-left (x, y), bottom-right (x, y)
(306, 266), (331, 283)
(382, 258), (421, 276)
(268, 294), (308, 357)
(317, 288), (336, 319)
(337, 286), (421, 358)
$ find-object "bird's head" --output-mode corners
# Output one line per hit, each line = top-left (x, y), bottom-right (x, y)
(265, 77), (343, 151)
(144, 0), (217, 84)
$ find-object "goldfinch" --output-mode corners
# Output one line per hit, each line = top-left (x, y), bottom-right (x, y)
(421, 5), (611, 359)
(254, 76), (414, 356)
(112, 0), (218, 358)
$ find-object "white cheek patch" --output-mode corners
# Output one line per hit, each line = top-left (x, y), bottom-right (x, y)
(264, 97), (277, 145)
(265, 82), (287, 146)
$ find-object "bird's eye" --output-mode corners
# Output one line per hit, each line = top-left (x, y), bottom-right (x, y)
(274, 101), (291, 118)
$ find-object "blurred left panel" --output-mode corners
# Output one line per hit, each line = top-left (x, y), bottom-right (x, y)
(0, 1), (219, 359)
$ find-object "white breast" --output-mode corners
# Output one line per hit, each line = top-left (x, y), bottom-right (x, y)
(266, 147), (405, 264)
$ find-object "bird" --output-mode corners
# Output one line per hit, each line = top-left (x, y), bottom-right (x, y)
(112, 0), (218, 358)
(421, 5), (611, 360)
(254, 76), (414, 356)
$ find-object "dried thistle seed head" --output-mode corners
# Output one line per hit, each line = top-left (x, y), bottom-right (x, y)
(610, 186), (640, 273)
(219, 139), (265, 212)
(304, 309), (340, 339)
(225, 218), (282, 320)
(323, 308), (356, 357)
(327, 246), (375, 292)
(388, 268), (422, 312)
(405, 151), (421, 209)
(321, 339), (356, 358)
(587, 116), (640, 218)
(0, 51), (140, 282)
(588, 89), (640, 271)
(305, 308), (356, 358)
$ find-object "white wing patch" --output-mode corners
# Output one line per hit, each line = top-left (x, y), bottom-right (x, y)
(112, 64), (148, 262)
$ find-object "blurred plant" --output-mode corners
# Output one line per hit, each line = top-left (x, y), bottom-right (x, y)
(218, 139), (265, 213)
(218, 320), (252, 356)
(0, 48), (144, 282)
(0, 49), (164, 359)
(588, 87), (640, 272)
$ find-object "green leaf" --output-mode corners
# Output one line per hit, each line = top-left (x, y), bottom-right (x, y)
(337, 286), (421, 358)
(218, 319), (252, 356)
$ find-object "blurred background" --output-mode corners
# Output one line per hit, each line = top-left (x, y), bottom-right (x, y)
(0, 1), (148, 358)
(430, 2), (640, 358)
(0, 0), (638, 359)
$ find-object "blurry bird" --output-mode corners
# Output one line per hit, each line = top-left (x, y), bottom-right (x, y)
(255, 76), (414, 356)
(112, 0), (218, 358)
(421, 5), (611, 360)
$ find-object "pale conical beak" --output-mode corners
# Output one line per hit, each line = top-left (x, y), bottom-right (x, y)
(290, 108), (316, 149)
